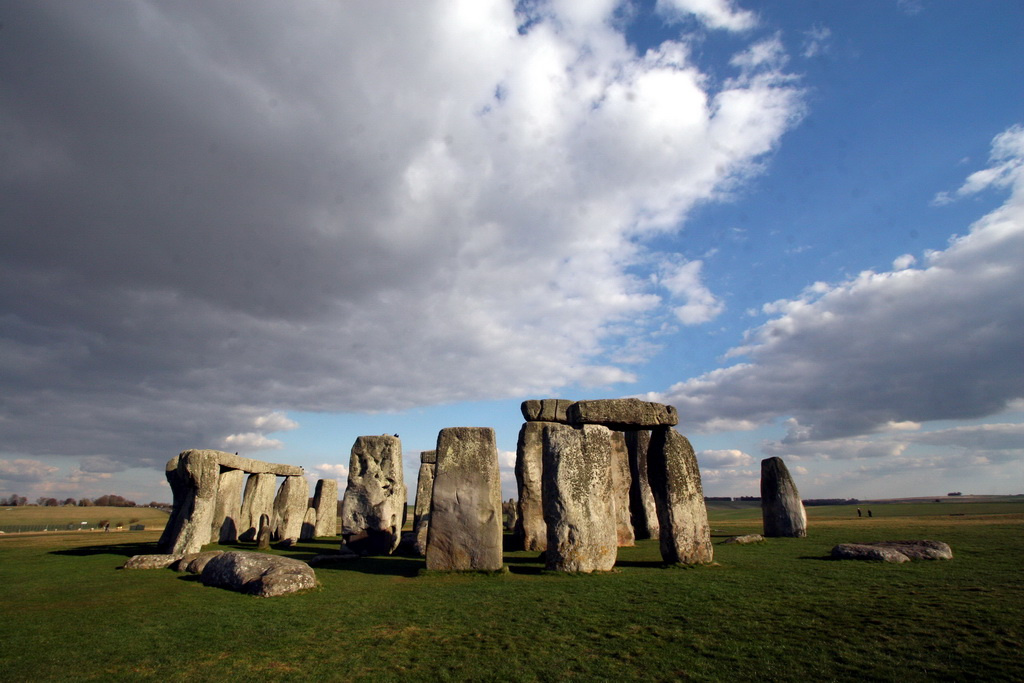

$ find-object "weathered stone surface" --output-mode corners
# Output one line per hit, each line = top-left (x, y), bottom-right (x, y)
(272, 475), (308, 545)
(542, 424), (617, 572)
(567, 399), (678, 430)
(311, 478), (338, 538)
(211, 468), (245, 544)
(122, 554), (184, 570)
(173, 550), (225, 574)
(625, 430), (659, 540)
(213, 452), (303, 477)
(158, 450), (220, 554)
(413, 451), (436, 557)
(238, 473), (277, 542)
(340, 435), (406, 555)
(723, 534), (764, 545)
(648, 428), (713, 565)
(513, 422), (549, 552)
(200, 551), (317, 597)
(426, 427), (503, 571)
(300, 507), (317, 540)
(256, 513), (271, 550)
(521, 399), (574, 423)
(610, 431), (635, 547)
(874, 540), (953, 560)
(831, 544), (910, 563)
(761, 457), (807, 538)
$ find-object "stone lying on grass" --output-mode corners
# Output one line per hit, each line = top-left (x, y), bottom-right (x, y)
(831, 540), (953, 563)
(171, 550), (224, 574)
(200, 551), (317, 597)
(122, 554), (184, 570)
(723, 534), (764, 545)
(831, 544), (911, 563)
(872, 540), (953, 560)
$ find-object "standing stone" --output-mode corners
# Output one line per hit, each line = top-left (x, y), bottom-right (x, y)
(300, 507), (317, 540)
(426, 427), (503, 571)
(542, 424), (617, 572)
(238, 473), (277, 542)
(271, 475), (308, 545)
(761, 457), (807, 538)
(625, 430), (659, 539)
(648, 428), (713, 565)
(413, 451), (436, 557)
(211, 468), (246, 544)
(513, 421), (549, 552)
(311, 478), (338, 538)
(610, 431), (635, 547)
(256, 513), (271, 550)
(503, 498), (519, 532)
(158, 450), (220, 554)
(340, 435), (406, 555)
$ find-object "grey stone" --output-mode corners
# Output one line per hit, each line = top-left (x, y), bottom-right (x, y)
(610, 431), (635, 547)
(502, 498), (519, 532)
(211, 468), (246, 544)
(521, 399), (574, 423)
(311, 478), (338, 538)
(831, 544), (910, 563)
(723, 534), (764, 545)
(256, 513), (272, 550)
(173, 550), (225, 574)
(300, 507), (317, 540)
(542, 423), (618, 573)
(514, 421), (549, 552)
(413, 451), (436, 556)
(340, 435), (406, 555)
(567, 399), (678, 430)
(648, 428), (713, 565)
(873, 540), (953, 560)
(157, 450), (220, 554)
(238, 473), (277, 542)
(122, 554), (184, 570)
(426, 427), (503, 571)
(272, 475), (308, 545)
(200, 551), (317, 597)
(761, 457), (807, 538)
(625, 430), (659, 540)
(212, 452), (303, 477)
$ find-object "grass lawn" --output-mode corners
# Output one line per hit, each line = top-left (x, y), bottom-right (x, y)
(0, 506), (170, 533)
(0, 502), (1021, 681)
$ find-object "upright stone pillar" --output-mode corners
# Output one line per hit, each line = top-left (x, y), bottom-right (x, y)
(300, 507), (317, 540)
(761, 457), (808, 538)
(542, 424), (617, 572)
(514, 421), (550, 551)
(272, 475), (308, 545)
(157, 450), (219, 554)
(311, 478), (338, 538)
(425, 427), (503, 571)
(413, 450), (436, 557)
(625, 430), (659, 539)
(340, 435), (406, 555)
(610, 431), (635, 547)
(238, 473), (277, 542)
(648, 428), (713, 565)
(211, 468), (246, 544)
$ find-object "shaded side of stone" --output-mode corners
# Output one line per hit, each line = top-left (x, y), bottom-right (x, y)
(300, 507), (317, 540)
(200, 551), (317, 597)
(521, 399), (574, 423)
(158, 450), (220, 554)
(625, 430), (659, 540)
(413, 452), (437, 557)
(567, 398), (679, 430)
(831, 544), (910, 563)
(238, 473), (277, 542)
(425, 427), (503, 571)
(272, 475), (308, 545)
(542, 424), (617, 572)
(173, 550), (225, 574)
(340, 435), (406, 555)
(311, 478), (338, 538)
(610, 431), (635, 547)
(211, 468), (246, 544)
(760, 456), (808, 538)
(648, 428), (713, 565)
(513, 421), (551, 552)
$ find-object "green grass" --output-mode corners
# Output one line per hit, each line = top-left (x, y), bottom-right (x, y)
(0, 505), (170, 533)
(1, 503), (1022, 681)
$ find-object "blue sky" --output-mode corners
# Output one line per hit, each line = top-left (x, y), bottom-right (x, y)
(1, 0), (1022, 505)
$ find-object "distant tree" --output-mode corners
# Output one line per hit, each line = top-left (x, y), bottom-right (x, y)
(37, 496), (49, 506)
(78, 498), (94, 507)
(948, 492), (963, 497)
(62, 498), (77, 506)
(44, 498), (59, 506)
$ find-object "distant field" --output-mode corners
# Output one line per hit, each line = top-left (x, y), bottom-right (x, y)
(1, 499), (1021, 681)
(0, 505), (169, 533)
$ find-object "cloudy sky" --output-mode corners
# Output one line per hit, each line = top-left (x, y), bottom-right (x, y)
(2, 0), (1022, 505)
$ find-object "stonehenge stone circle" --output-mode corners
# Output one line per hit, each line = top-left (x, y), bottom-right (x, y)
(158, 450), (220, 555)
(542, 423), (618, 573)
(211, 469), (245, 544)
(413, 450), (436, 556)
(238, 473), (278, 542)
(521, 399), (574, 423)
(311, 478), (338, 538)
(567, 398), (678, 430)
(610, 431), (635, 547)
(514, 421), (549, 552)
(201, 551), (317, 597)
(426, 427), (503, 571)
(648, 428), (713, 565)
(625, 429), (659, 540)
(272, 475), (309, 545)
(340, 435), (407, 555)
(760, 456), (807, 538)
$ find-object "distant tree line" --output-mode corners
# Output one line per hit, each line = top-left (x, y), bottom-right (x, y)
(0, 494), (162, 508)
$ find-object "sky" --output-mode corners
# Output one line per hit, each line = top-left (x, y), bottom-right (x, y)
(2, 0), (1022, 506)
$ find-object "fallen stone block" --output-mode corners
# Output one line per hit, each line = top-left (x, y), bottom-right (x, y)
(873, 540), (953, 560)
(201, 551), (317, 597)
(172, 550), (225, 574)
(122, 554), (184, 570)
(831, 543), (910, 563)
(723, 534), (764, 545)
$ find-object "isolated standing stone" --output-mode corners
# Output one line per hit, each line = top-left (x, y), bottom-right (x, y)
(760, 457), (807, 538)
(211, 468), (246, 544)
(648, 428), (713, 565)
(407, 450), (435, 556)
(272, 475), (308, 545)
(340, 435), (407, 555)
(520, 399), (574, 423)
(610, 431), (635, 547)
(514, 421), (550, 552)
(311, 478), (338, 538)
(625, 430), (659, 540)
(158, 450), (220, 554)
(567, 398), (678, 430)
(426, 427), (503, 571)
(542, 423), (617, 572)
(238, 473), (277, 542)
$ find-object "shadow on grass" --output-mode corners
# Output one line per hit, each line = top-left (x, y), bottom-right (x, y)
(798, 555), (838, 561)
(51, 541), (160, 558)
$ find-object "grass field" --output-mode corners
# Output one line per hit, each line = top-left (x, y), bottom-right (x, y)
(1, 501), (1022, 681)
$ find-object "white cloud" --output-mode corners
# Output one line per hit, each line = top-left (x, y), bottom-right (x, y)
(697, 448), (754, 468)
(252, 412), (299, 433)
(221, 433), (284, 452)
(655, 0), (757, 32)
(0, 459), (59, 483)
(892, 253), (916, 270)
(312, 462), (349, 481)
(801, 25), (832, 59)
(657, 259), (725, 325)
